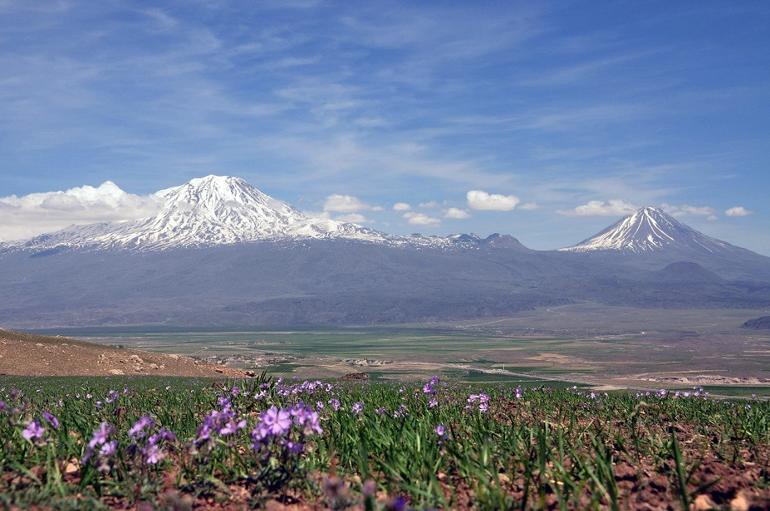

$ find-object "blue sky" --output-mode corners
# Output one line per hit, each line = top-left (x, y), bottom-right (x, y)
(1, 0), (769, 253)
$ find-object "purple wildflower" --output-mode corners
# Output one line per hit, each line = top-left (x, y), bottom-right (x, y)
(363, 480), (377, 498)
(42, 411), (60, 430)
(83, 422), (115, 469)
(218, 419), (247, 436)
(467, 393), (490, 413)
(260, 406), (292, 436)
(89, 422), (113, 449)
(435, 424), (447, 437)
(328, 398), (341, 411)
(129, 415), (155, 440)
(158, 427), (177, 443)
(428, 397), (438, 408)
(351, 402), (364, 415)
(22, 420), (46, 442)
(386, 496), (408, 511)
(393, 404), (408, 418)
(217, 395), (232, 410)
(144, 444), (165, 464)
(100, 440), (117, 457)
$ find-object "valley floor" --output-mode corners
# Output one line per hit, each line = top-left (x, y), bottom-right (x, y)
(40, 305), (770, 397)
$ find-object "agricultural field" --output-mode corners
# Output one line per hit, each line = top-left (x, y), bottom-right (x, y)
(0, 375), (768, 510)
(49, 312), (770, 396)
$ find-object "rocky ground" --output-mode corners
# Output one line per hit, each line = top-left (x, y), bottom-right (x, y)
(0, 329), (246, 378)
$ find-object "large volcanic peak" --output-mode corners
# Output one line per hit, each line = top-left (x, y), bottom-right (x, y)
(14, 175), (387, 250)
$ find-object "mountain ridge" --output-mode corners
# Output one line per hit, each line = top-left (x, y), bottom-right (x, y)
(4, 176), (763, 263)
(7, 176), (533, 252)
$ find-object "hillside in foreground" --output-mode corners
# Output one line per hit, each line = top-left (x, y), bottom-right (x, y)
(0, 376), (767, 510)
(0, 329), (245, 377)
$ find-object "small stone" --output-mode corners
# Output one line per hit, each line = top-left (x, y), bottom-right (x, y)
(64, 461), (79, 475)
(108, 369), (124, 375)
(694, 494), (717, 510)
(730, 493), (749, 511)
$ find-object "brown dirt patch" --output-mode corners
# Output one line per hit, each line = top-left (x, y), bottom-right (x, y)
(0, 329), (246, 377)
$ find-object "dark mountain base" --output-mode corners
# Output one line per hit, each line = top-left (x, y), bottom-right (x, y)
(2, 240), (770, 328)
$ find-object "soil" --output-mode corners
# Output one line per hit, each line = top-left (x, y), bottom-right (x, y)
(0, 329), (247, 378)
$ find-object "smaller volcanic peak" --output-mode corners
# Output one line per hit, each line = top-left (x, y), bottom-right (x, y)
(561, 206), (732, 255)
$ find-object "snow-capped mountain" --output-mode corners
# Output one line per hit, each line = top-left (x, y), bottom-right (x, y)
(9, 175), (527, 252)
(560, 206), (737, 254)
(13, 176), (393, 251)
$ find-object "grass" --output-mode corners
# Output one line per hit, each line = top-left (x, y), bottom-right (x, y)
(0, 375), (768, 509)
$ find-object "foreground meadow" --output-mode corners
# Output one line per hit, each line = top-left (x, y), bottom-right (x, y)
(0, 376), (767, 510)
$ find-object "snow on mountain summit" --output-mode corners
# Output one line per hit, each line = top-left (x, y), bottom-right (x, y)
(16, 175), (389, 250)
(560, 206), (733, 254)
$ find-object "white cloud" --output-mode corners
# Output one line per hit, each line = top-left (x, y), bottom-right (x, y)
(466, 190), (520, 211)
(519, 202), (539, 210)
(725, 206), (751, 217)
(418, 200), (439, 209)
(403, 211), (440, 226)
(558, 199), (636, 217)
(0, 181), (160, 241)
(444, 207), (470, 219)
(661, 203), (716, 218)
(322, 194), (378, 213)
(335, 213), (368, 223)
(392, 202), (411, 211)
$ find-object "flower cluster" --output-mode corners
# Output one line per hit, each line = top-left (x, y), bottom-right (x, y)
(83, 422), (117, 473)
(195, 396), (247, 448)
(251, 403), (322, 454)
(128, 415), (177, 465)
(466, 393), (490, 413)
(22, 420), (46, 444)
(275, 380), (333, 398)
